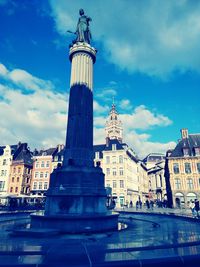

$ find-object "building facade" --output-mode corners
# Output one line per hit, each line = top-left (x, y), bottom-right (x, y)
(165, 129), (200, 208)
(8, 143), (33, 196)
(94, 103), (148, 207)
(30, 147), (58, 196)
(0, 145), (18, 202)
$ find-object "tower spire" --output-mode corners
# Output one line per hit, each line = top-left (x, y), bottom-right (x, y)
(105, 102), (123, 143)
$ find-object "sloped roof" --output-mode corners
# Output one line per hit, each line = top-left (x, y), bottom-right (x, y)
(93, 139), (138, 162)
(0, 144), (18, 156)
(170, 134), (200, 157)
(13, 143), (33, 165)
(143, 153), (165, 163)
(37, 147), (57, 156)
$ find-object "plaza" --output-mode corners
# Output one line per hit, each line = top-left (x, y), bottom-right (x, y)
(0, 209), (200, 266)
(0, 2), (200, 267)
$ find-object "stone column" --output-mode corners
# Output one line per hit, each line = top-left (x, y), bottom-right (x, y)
(64, 43), (97, 167)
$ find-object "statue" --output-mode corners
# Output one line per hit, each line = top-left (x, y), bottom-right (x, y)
(68, 9), (92, 45)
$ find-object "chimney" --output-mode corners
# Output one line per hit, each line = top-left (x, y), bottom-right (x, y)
(57, 144), (64, 152)
(181, 128), (188, 139)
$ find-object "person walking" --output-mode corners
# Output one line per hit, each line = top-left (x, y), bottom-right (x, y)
(194, 199), (200, 218)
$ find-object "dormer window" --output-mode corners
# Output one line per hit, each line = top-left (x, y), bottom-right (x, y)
(183, 148), (189, 156)
(112, 144), (116, 151)
(95, 152), (99, 160)
(194, 147), (200, 156)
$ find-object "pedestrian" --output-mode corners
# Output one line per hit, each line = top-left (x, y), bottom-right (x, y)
(139, 200), (142, 209)
(189, 200), (195, 217)
(146, 199), (150, 210)
(136, 200), (139, 210)
(194, 199), (200, 218)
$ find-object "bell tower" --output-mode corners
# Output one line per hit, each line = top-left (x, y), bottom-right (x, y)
(105, 102), (123, 143)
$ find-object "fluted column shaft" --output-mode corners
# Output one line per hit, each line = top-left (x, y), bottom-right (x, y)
(64, 43), (97, 167)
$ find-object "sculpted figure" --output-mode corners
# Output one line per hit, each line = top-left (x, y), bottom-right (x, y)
(68, 9), (92, 45)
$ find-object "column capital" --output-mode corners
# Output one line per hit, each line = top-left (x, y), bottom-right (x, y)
(69, 43), (97, 63)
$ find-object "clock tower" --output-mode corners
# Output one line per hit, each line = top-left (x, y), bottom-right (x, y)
(105, 103), (123, 143)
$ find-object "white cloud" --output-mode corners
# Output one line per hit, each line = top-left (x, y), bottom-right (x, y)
(93, 100), (109, 114)
(0, 63), (67, 149)
(93, 101), (174, 157)
(0, 63), (8, 76)
(125, 130), (176, 158)
(0, 63), (174, 157)
(49, 0), (200, 78)
(119, 99), (133, 110)
(120, 105), (172, 130)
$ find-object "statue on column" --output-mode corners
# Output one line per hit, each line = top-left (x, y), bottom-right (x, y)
(68, 9), (92, 46)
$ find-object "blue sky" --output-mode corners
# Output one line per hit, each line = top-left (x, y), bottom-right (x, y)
(0, 0), (200, 158)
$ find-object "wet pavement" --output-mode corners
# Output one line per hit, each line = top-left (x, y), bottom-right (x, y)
(0, 211), (200, 266)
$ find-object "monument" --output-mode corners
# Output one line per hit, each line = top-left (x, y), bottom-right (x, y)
(31, 9), (118, 233)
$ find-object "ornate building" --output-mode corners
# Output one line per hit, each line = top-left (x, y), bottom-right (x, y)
(30, 144), (64, 198)
(30, 147), (58, 196)
(8, 143), (33, 196)
(94, 103), (148, 207)
(143, 153), (166, 201)
(165, 129), (200, 207)
(0, 144), (18, 202)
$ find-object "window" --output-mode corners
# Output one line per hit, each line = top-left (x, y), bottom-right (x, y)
(95, 152), (99, 160)
(113, 180), (117, 188)
(18, 167), (21, 173)
(35, 172), (39, 178)
(187, 178), (193, 189)
(2, 159), (6, 165)
(10, 187), (13, 193)
(112, 156), (116, 164)
(174, 178), (181, 189)
(106, 181), (110, 187)
(13, 167), (16, 173)
(54, 156), (58, 162)
(0, 181), (5, 191)
(119, 168), (124, 176)
(185, 163), (191, 174)
(46, 161), (50, 168)
(112, 144), (116, 151)
(35, 162), (40, 168)
(41, 161), (45, 168)
(40, 172), (44, 178)
(173, 163), (180, 174)
(39, 182), (42, 190)
(183, 148), (189, 156)
(33, 182), (37, 190)
(15, 187), (18, 193)
(120, 180), (124, 188)
(197, 163), (200, 174)
(106, 156), (110, 164)
(195, 148), (200, 156)
(119, 155), (123, 163)
(106, 168), (110, 176)
(44, 172), (49, 178)
(17, 177), (19, 183)
(112, 168), (117, 176)
(44, 182), (48, 190)
(12, 177), (14, 183)
(1, 170), (4, 176)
